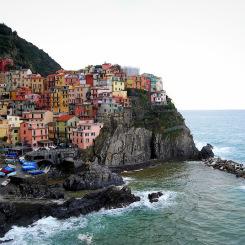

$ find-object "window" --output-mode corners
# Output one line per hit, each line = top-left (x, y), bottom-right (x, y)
(86, 138), (89, 143)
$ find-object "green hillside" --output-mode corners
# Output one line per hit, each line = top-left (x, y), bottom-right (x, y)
(0, 23), (61, 76)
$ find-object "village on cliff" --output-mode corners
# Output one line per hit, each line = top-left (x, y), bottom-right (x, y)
(0, 58), (167, 152)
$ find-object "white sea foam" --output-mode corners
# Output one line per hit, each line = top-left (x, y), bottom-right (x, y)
(0, 190), (176, 244)
(78, 233), (93, 244)
(195, 140), (234, 157)
(133, 190), (177, 209)
(122, 176), (135, 184)
(213, 146), (234, 155)
(237, 186), (245, 191)
(0, 216), (88, 245)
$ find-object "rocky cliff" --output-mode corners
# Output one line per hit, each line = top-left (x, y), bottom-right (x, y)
(82, 89), (199, 168)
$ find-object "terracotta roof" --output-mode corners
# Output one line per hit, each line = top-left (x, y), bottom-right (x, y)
(57, 115), (74, 122)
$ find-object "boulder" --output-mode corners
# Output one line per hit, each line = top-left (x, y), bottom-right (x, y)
(63, 163), (124, 191)
(199, 144), (214, 159)
(148, 191), (163, 203)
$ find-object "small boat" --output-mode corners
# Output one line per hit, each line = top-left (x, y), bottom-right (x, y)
(28, 170), (44, 175)
(7, 171), (17, 177)
(22, 165), (37, 171)
(0, 172), (5, 177)
(1, 179), (10, 186)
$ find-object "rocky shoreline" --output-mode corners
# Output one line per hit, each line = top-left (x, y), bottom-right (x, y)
(203, 158), (245, 178)
(0, 185), (140, 239)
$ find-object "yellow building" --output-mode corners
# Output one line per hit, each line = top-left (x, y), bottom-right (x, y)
(50, 86), (69, 114)
(0, 118), (9, 140)
(112, 91), (127, 99)
(55, 73), (66, 87)
(125, 76), (138, 89)
(8, 127), (20, 145)
(31, 75), (46, 94)
(112, 78), (125, 92)
(0, 100), (9, 116)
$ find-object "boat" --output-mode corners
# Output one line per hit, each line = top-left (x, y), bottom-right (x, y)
(7, 171), (17, 177)
(28, 170), (44, 175)
(1, 179), (10, 186)
(0, 172), (5, 177)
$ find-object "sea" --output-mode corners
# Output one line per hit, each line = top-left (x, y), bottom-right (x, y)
(1, 110), (245, 245)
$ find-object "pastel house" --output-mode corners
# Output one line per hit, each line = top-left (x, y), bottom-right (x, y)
(20, 121), (48, 148)
(56, 115), (80, 144)
(22, 110), (53, 124)
(71, 120), (103, 149)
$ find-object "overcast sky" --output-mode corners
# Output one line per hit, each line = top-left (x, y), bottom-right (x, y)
(2, 0), (245, 109)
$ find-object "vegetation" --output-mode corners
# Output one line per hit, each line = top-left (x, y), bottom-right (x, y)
(128, 89), (185, 134)
(0, 23), (61, 76)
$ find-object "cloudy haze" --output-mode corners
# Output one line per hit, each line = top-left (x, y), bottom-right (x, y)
(2, 0), (245, 109)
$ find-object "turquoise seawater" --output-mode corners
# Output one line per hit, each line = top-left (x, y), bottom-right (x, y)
(2, 110), (245, 245)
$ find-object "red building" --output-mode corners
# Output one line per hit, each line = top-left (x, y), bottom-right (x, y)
(65, 75), (80, 86)
(0, 58), (13, 72)
(85, 74), (93, 87)
(74, 103), (97, 119)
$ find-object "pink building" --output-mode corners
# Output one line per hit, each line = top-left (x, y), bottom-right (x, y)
(20, 121), (48, 148)
(71, 120), (103, 149)
(22, 110), (53, 124)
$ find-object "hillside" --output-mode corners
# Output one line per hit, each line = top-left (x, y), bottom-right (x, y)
(0, 23), (61, 76)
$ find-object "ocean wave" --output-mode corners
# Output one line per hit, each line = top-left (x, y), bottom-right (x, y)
(78, 233), (93, 244)
(0, 216), (88, 245)
(0, 190), (176, 244)
(133, 190), (177, 210)
(195, 140), (234, 157)
(122, 176), (135, 184)
(213, 146), (234, 155)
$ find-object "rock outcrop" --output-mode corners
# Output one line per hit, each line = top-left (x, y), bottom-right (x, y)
(88, 91), (199, 168)
(95, 125), (198, 167)
(0, 176), (65, 199)
(63, 163), (124, 191)
(0, 186), (140, 238)
(203, 157), (245, 177)
(148, 192), (163, 203)
(199, 144), (214, 159)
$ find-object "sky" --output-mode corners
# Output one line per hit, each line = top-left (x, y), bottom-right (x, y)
(1, 0), (245, 109)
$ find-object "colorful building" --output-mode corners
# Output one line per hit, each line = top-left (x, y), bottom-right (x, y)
(20, 121), (48, 147)
(22, 110), (53, 124)
(56, 115), (80, 144)
(71, 120), (103, 149)
(50, 86), (69, 114)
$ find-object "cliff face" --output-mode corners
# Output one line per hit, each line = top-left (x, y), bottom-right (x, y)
(88, 89), (199, 167)
(96, 125), (198, 167)
(0, 24), (61, 76)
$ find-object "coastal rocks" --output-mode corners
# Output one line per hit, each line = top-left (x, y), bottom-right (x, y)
(0, 176), (65, 199)
(98, 125), (199, 168)
(63, 163), (124, 191)
(203, 158), (245, 177)
(101, 125), (152, 166)
(54, 186), (140, 219)
(148, 192), (163, 203)
(0, 186), (140, 238)
(199, 144), (214, 159)
(153, 126), (199, 161)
